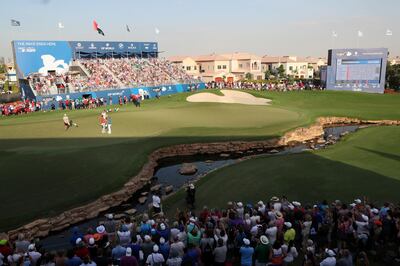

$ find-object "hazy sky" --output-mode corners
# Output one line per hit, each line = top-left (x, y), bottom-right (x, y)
(1, 0), (399, 60)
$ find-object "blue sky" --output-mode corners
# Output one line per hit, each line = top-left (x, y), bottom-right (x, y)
(1, 0), (399, 59)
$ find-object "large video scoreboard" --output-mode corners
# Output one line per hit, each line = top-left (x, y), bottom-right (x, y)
(325, 48), (388, 94)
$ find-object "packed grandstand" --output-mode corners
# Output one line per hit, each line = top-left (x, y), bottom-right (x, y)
(28, 58), (200, 96)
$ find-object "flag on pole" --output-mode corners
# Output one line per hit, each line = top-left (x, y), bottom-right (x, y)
(58, 22), (64, 29)
(155, 27), (160, 35)
(126, 24), (131, 32)
(385, 29), (393, 36)
(93, 20), (105, 36)
(11, 19), (21, 26)
(357, 30), (363, 37)
(332, 31), (338, 38)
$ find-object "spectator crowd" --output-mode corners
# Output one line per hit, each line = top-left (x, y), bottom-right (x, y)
(206, 81), (322, 92)
(1, 196), (399, 266)
(28, 58), (199, 96)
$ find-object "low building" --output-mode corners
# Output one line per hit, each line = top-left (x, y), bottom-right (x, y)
(168, 52), (263, 82)
(261, 56), (315, 79)
(168, 56), (200, 77)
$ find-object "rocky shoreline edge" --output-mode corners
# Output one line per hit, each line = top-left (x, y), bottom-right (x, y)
(3, 117), (399, 241)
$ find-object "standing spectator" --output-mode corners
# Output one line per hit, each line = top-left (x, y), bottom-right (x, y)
(152, 193), (162, 214)
(120, 248), (138, 266)
(255, 235), (271, 266)
(166, 249), (182, 266)
(240, 238), (254, 266)
(146, 245), (164, 266)
(213, 238), (227, 266)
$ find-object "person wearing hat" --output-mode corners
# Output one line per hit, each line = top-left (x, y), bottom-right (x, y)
(87, 237), (98, 260)
(240, 238), (254, 266)
(120, 247), (139, 266)
(236, 202), (245, 219)
(75, 239), (90, 260)
(145, 245), (165, 266)
(141, 235), (155, 263)
(320, 249), (336, 266)
(70, 227), (84, 247)
(283, 222), (296, 244)
(255, 235), (272, 266)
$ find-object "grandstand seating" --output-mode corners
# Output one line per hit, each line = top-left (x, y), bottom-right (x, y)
(28, 58), (200, 96)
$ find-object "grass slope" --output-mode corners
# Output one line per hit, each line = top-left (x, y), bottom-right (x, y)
(164, 126), (400, 214)
(0, 90), (399, 231)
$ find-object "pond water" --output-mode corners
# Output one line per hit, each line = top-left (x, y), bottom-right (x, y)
(38, 124), (360, 250)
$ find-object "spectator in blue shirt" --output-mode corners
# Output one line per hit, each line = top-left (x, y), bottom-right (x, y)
(240, 238), (254, 266)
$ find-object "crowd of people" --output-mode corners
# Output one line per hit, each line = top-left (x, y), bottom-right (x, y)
(1, 194), (399, 266)
(205, 81), (322, 91)
(28, 58), (199, 96)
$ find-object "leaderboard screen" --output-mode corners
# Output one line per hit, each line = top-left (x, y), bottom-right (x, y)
(336, 59), (382, 84)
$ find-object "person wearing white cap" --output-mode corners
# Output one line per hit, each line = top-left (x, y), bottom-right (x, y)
(27, 243), (42, 265)
(258, 201), (266, 213)
(240, 238), (254, 266)
(320, 249), (336, 266)
(236, 202), (244, 219)
(284, 222), (296, 244)
(120, 247), (139, 266)
(146, 245), (165, 266)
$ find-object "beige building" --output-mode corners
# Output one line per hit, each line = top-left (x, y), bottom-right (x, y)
(168, 52), (263, 82)
(261, 56), (315, 79)
(168, 56), (200, 77)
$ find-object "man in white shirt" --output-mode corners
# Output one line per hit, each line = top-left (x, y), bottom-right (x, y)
(27, 244), (42, 266)
(152, 193), (161, 214)
(265, 221), (278, 245)
(146, 245), (164, 266)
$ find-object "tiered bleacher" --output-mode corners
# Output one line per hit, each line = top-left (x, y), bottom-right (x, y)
(27, 58), (199, 96)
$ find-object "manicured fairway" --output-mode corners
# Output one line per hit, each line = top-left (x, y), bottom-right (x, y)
(164, 126), (400, 213)
(0, 90), (399, 231)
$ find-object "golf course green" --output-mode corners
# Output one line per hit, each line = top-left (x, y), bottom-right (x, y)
(0, 90), (399, 231)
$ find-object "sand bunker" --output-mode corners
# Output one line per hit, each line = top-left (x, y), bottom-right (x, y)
(187, 90), (271, 105)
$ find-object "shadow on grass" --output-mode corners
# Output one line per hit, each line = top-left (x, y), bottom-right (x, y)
(356, 146), (400, 162)
(163, 152), (400, 217)
(0, 135), (277, 232)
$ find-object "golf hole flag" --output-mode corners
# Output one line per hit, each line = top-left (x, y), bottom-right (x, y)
(93, 20), (105, 36)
